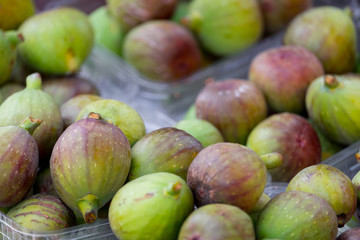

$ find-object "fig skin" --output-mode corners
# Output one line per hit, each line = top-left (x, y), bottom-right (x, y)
(129, 127), (203, 181)
(195, 79), (267, 144)
(256, 191), (338, 240)
(336, 228), (360, 240)
(33, 168), (57, 196)
(284, 6), (356, 74)
(50, 113), (132, 223)
(106, 0), (178, 31)
(249, 45), (324, 114)
(0, 0), (35, 30)
(178, 204), (255, 240)
(246, 112), (321, 182)
(351, 170), (360, 205)
(123, 20), (202, 83)
(187, 142), (267, 212)
(0, 82), (24, 104)
(17, 7), (94, 75)
(0, 117), (41, 207)
(287, 164), (357, 227)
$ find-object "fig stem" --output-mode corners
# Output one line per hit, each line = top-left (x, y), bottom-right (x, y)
(324, 75), (339, 89)
(87, 112), (102, 120)
(181, 11), (202, 32)
(260, 152), (283, 170)
(76, 194), (100, 224)
(5, 30), (23, 50)
(163, 181), (183, 199)
(26, 73), (42, 90)
(19, 117), (42, 136)
(356, 151), (360, 163)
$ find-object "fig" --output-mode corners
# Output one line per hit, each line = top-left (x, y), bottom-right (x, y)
(0, 82), (24, 104)
(249, 193), (271, 225)
(7, 194), (75, 231)
(259, 0), (312, 34)
(183, 0), (263, 56)
(256, 191), (338, 240)
(106, 0), (178, 31)
(0, 117), (41, 207)
(178, 204), (255, 240)
(174, 119), (224, 148)
(246, 112), (321, 182)
(249, 45), (324, 114)
(17, 7), (94, 75)
(306, 75), (360, 146)
(109, 172), (194, 240)
(0, 0), (35, 30)
(171, 0), (190, 23)
(195, 79), (267, 144)
(50, 113), (131, 223)
(337, 228), (360, 240)
(284, 6), (356, 74)
(76, 99), (145, 146)
(187, 142), (282, 212)
(33, 168), (57, 196)
(123, 20), (202, 83)
(60, 94), (102, 129)
(89, 6), (124, 56)
(183, 103), (196, 120)
(42, 75), (100, 106)
(287, 164), (357, 227)
(0, 73), (63, 163)
(128, 127), (203, 181)
(351, 170), (360, 204)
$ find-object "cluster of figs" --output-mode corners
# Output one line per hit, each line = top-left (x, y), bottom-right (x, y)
(1, 0), (360, 240)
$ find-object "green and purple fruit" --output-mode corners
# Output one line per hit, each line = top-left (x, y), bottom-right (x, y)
(33, 168), (57, 196)
(0, 117), (41, 207)
(0, 0), (35, 30)
(284, 6), (356, 74)
(195, 79), (267, 144)
(109, 172), (194, 240)
(256, 191), (338, 240)
(123, 20), (202, 83)
(287, 164), (357, 227)
(337, 228), (360, 240)
(246, 112), (321, 182)
(178, 204), (255, 240)
(128, 127), (203, 181)
(50, 113), (131, 223)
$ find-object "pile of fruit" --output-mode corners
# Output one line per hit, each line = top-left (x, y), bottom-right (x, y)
(1, 0), (360, 240)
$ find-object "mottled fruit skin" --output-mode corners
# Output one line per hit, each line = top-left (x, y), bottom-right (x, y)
(336, 228), (360, 240)
(7, 194), (75, 231)
(33, 168), (57, 196)
(306, 75), (360, 146)
(249, 46), (324, 114)
(50, 116), (132, 221)
(128, 127), (203, 181)
(178, 204), (255, 240)
(256, 191), (338, 240)
(107, 0), (178, 31)
(246, 112), (321, 182)
(259, 0), (312, 34)
(109, 172), (194, 240)
(195, 79), (267, 144)
(284, 6), (356, 74)
(0, 125), (38, 207)
(123, 20), (202, 83)
(187, 142), (267, 212)
(287, 164), (357, 227)
(0, 0), (35, 30)
(17, 7), (94, 75)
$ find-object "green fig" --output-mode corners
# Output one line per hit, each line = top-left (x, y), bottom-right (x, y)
(0, 0), (35, 30)
(17, 7), (94, 75)
(0, 82), (24, 104)
(183, 103), (196, 120)
(171, 0), (191, 23)
(249, 193), (271, 225)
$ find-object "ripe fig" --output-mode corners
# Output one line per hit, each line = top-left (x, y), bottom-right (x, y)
(0, 82), (24, 104)
(249, 46), (324, 114)
(287, 164), (357, 227)
(50, 113), (131, 223)
(33, 168), (57, 196)
(246, 112), (321, 182)
(178, 204), (255, 240)
(7, 194), (75, 231)
(17, 7), (94, 75)
(306, 75), (360, 145)
(0, 73), (63, 163)
(128, 127), (203, 181)
(0, 0), (35, 30)
(109, 172), (194, 240)
(195, 79), (267, 144)
(76, 99), (145, 146)
(123, 20), (202, 83)
(284, 6), (356, 74)
(183, 0), (263, 56)
(0, 117), (41, 207)
(337, 228), (360, 240)
(256, 191), (338, 240)
(249, 193), (271, 225)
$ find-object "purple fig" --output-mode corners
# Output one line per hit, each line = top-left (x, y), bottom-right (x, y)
(128, 127), (203, 181)
(0, 117), (41, 207)
(123, 20), (202, 83)
(50, 112), (131, 223)
(337, 228), (360, 240)
(195, 79), (267, 144)
(33, 168), (57, 196)
(246, 112), (321, 182)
